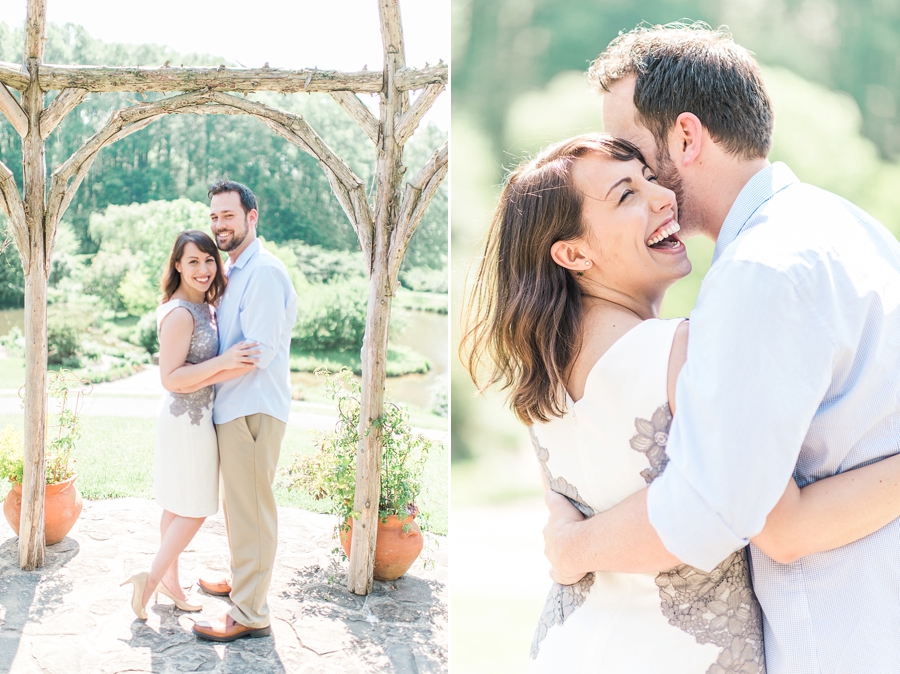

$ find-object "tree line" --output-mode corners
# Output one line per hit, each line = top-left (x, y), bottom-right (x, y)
(0, 21), (447, 308)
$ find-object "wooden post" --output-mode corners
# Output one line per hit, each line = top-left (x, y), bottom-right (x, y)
(19, 0), (48, 571)
(346, 0), (409, 596)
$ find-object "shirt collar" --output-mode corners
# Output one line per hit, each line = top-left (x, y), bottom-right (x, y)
(224, 238), (261, 276)
(712, 162), (799, 264)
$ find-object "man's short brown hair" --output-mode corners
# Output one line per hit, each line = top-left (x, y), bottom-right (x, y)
(589, 21), (773, 160)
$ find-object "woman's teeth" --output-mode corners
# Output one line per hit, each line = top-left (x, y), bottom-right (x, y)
(647, 222), (681, 246)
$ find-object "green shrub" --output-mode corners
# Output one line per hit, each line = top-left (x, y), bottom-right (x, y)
(399, 266), (448, 294)
(119, 268), (158, 317)
(83, 250), (133, 312)
(282, 370), (432, 528)
(131, 310), (159, 354)
(293, 279), (368, 351)
(47, 321), (82, 366)
(289, 242), (367, 284)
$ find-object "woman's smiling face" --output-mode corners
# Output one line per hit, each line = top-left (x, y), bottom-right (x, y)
(175, 241), (218, 297)
(566, 153), (692, 306)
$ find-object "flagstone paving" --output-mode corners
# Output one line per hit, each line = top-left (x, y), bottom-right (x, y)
(0, 498), (447, 673)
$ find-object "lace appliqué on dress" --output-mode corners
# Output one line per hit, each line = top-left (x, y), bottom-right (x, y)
(163, 301), (218, 427)
(529, 428), (596, 660)
(631, 405), (766, 674)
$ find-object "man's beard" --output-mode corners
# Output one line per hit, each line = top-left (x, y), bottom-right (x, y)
(654, 143), (694, 235)
(217, 231), (246, 252)
(216, 216), (248, 252)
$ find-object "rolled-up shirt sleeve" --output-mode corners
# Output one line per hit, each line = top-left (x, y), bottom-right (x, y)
(238, 265), (290, 370)
(648, 261), (836, 572)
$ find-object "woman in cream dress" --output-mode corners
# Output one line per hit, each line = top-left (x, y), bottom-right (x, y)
(463, 134), (900, 673)
(122, 230), (258, 620)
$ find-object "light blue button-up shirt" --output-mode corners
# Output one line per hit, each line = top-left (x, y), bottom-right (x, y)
(214, 238), (298, 425)
(647, 163), (900, 673)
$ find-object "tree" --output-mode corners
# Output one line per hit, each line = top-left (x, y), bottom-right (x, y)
(0, 0), (446, 596)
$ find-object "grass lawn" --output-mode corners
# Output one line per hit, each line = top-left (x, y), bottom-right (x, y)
(0, 357), (26, 390)
(0, 414), (448, 536)
(289, 343), (430, 377)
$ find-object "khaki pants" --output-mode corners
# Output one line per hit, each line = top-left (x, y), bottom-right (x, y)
(216, 413), (285, 628)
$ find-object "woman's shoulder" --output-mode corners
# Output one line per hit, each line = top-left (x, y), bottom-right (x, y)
(157, 300), (198, 332)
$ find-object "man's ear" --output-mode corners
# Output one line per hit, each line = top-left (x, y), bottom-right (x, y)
(550, 239), (591, 272)
(670, 112), (704, 167)
(247, 208), (259, 227)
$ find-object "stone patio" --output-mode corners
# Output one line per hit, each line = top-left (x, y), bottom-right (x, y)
(0, 498), (447, 673)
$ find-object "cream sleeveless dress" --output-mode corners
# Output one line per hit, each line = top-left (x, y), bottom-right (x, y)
(154, 300), (219, 518)
(529, 318), (765, 674)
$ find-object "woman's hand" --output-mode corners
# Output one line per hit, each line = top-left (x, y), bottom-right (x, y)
(543, 490), (589, 585)
(219, 340), (260, 370)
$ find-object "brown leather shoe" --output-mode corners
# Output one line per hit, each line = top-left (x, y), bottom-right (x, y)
(192, 614), (272, 642)
(197, 576), (232, 596)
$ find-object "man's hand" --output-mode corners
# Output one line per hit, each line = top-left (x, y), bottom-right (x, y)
(543, 490), (589, 585)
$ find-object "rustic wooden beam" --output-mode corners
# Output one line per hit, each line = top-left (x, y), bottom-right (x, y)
(0, 61), (28, 91)
(19, 0), (48, 572)
(394, 83), (444, 145)
(47, 91), (213, 231)
(347, 0), (410, 597)
(24, 0), (45, 61)
(0, 60), (448, 94)
(0, 83), (27, 136)
(195, 92), (375, 257)
(388, 141), (448, 279)
(40, 87), (88, 139)
(330, 91), (379, 144)
(0, 160), (28, 257)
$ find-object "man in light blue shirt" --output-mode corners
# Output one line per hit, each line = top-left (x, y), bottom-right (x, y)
(543, 24), (900, 672)
(193, 180), (297, 643)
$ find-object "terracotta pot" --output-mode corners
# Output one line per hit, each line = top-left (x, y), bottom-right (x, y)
(340, 513), (424, 581)
(3, 474), (83, 545)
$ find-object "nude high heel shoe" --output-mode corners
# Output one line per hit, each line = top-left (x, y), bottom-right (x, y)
(120, 572), (149, 620)
(155, 582), (202, 612)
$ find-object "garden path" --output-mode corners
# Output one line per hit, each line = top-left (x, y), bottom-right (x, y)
(0, 365), (446, 441)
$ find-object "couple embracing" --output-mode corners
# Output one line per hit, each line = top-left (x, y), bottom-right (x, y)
(465, 23), (900, 673)
(121, 180), (298, 643)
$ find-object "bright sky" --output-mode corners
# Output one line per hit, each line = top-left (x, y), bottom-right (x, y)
(4, 0), (449, 129)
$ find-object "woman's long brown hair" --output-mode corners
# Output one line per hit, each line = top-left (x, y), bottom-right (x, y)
(460, 134), (646, 424)
(161, 230), (227, 305)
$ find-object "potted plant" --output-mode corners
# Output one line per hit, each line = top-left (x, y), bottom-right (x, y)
(0, 370), (90, 545)
(284, 369), (432, 581)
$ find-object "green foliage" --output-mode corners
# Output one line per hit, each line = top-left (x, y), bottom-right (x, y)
(290, 344), (430, 378)
(0, 370), (88, 486)
(293, 278), (369, 351)
(0, 425), (24, 485)
(402, 123), (449, 272)
(47, 320), (83, 367)
(118, 268), (159, 317)
(86, 199), (208, 315)
(82, 250), (132, 312)
(283, 370), (432, 528)
(290, 242), (367, 284)
(398, 267), (449, 295)
(0, 216), (24, 309)
(131, 310), (159, 354)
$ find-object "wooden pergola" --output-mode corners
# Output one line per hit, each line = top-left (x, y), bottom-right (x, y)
(0, 0), (447, 595)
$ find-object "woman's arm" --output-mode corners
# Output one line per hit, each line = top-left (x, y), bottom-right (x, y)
(172, 365), (255, 393)
(158, 307), (259, 392)
(672, 320), (900, 565)
(752, 465), (900, 563)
